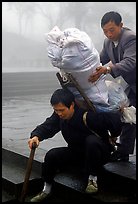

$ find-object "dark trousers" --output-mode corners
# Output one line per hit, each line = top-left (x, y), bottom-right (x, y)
(41, 134), (111, 186)
(119, 88), (136, 155)
(119, 123), (136, 154)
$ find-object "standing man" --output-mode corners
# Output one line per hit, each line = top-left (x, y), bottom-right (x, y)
(28, 88), (122, 202)
(88, 11), (136, 161)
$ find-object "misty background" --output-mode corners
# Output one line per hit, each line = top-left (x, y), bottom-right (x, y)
(2, 2), (136, 73)
(2, 2), (136, 161)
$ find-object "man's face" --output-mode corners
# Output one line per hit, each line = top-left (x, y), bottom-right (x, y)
(53, 102), (75, 120)
(102, 21), (123, 41)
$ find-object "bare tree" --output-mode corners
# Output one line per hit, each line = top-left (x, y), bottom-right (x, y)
(5, 2), (38, 35)
(62, 2), (90, 29)
(35, 2), (69, 31)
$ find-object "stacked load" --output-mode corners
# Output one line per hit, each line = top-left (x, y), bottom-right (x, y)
(46, 26), (129, 112)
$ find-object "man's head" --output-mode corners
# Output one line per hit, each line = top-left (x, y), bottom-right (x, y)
(50, 89), (75, 120)
(101, 11), (123, 41)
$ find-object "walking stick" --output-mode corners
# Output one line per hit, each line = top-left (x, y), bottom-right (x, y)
(20, 142), (37, 202)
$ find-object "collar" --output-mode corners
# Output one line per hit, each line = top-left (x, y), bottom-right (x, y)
(113, 41), (118, 47)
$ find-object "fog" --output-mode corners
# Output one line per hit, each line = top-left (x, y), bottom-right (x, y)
(2, 2), (136, 72)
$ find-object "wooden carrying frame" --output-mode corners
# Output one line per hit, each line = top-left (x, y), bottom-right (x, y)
(56, 72), (96, 112)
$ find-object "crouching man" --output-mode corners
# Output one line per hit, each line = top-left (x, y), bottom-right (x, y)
(28, 88), (122, 202)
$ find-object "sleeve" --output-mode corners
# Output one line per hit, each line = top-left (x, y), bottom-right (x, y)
(100, 39), (111, 65)
(30, 111), (61, 141)
(111, 35), (136, 77)
(86, 111), (123, 138)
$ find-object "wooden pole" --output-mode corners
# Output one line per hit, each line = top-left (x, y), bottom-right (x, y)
(19, 142), (37, 202)
(56, 72), (96, 112)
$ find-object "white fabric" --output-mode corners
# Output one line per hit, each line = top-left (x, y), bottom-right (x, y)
(105, 79), (129, 112)
(121, 106), (136, 124)
(43, 182), (52, 194)
(46, 26), (109, 108)
(45, 26), (130, 112)
(89, 175), (97, 182)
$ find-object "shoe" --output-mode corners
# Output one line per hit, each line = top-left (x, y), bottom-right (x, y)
(30, 191), (49, 202)
(85, 179), (98, 194)
(110, 150), (129, 162)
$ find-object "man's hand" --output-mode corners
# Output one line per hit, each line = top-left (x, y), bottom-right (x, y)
(88, 66), (107, 83)
(28, 136), (40, 149)
(109, 137), (117, 147)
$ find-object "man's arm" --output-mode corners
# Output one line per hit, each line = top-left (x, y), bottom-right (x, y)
(89, 34), (136, 83)
(88, 40), (110, 83)
(100, 39), (111, 65)
(30, 111), (60, 142)
(86, 111), (122, 138)
(109, 38), (136, 78)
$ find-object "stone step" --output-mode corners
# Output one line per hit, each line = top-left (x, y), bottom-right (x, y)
(100, 160), (136, 194)
(2, 148), (43, 201)
(52, 162), (136, 203)
(2, 147), (136, 202)
(2, 189), (17, 203)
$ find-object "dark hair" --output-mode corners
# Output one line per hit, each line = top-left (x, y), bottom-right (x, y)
(101, 11), (122, 28)
(50, 88), (75, 108)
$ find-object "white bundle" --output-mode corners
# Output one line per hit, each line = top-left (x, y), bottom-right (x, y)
(121, 106), (136, 124)
(45, 26), (109, 111)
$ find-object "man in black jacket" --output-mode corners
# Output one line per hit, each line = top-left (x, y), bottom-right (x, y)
(28, 88), (122, 202)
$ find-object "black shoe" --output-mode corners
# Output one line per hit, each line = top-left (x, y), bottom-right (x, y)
(110, 150), (129, 162)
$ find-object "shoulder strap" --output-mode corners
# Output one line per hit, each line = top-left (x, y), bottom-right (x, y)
(83, 111), (88, 127)
(83, 111), (100, 138)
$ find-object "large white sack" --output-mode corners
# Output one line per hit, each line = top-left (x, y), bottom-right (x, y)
(46, 26), (109, 110)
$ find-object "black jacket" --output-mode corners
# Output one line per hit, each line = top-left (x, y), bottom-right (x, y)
(31, 105), (122, 150)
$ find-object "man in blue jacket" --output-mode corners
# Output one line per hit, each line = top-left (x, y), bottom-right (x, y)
(88, 11), (136, 162)
(28, 88), (123, 202)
